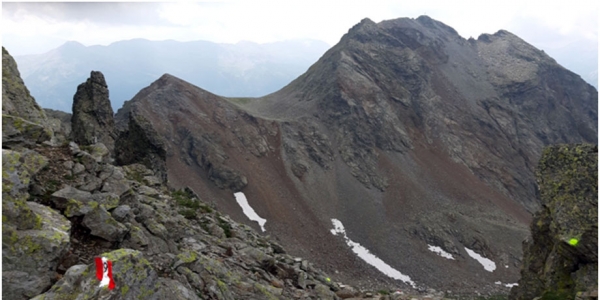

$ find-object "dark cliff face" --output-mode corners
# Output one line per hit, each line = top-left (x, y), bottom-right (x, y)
(115, 16), (597, 293)
(509, 144), (597, 300)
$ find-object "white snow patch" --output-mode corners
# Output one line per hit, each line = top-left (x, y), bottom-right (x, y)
(495, 282), (519, 288)
(330, 219), (416, 288)
(427, 245), (455, 260)
(505, 265), (509, 268)
(234, 192), (266, 232)
(464, 247), (496, 272)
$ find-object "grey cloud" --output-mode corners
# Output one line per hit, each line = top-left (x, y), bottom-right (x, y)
(2, 2), (173, 26)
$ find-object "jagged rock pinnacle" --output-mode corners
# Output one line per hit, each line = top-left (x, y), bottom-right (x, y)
(71, 70), (115, 152)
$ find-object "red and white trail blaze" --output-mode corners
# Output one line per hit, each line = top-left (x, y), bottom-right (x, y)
(95, 257), (115, 290)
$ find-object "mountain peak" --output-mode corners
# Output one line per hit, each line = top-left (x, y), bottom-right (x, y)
(415, 15), (460, 36)
(59, 40), (85, 49)
(157, 73), (177, 82)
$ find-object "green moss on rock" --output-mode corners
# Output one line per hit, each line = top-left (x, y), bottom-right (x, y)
(510, 144), (597, 300)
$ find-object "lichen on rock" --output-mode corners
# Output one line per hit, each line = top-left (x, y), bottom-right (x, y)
(2, 202), (71, 299)
(509, 144), (598, 300)
(2, 47), (51, 130)
(2, 149), (49, 230)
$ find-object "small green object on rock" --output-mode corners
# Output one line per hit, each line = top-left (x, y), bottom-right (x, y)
(568, 238), (579, 246)
(326, 277), (331, 282)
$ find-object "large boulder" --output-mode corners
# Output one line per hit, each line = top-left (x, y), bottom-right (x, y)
(51, 185), (119, 217)
(2, 149), (48, 230)
(71, 71), (116, 153)
(82, 206), (128, 242)
(32, 249), (200, 300)
(510, 144), (598, 299)
(2, 202), (71, 300)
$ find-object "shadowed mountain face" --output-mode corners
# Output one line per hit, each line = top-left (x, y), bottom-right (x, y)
(115, 16), (597, 293)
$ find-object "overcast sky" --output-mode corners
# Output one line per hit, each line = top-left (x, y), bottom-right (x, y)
(2, 1), (597, 54)
(1, 1), (598, 87)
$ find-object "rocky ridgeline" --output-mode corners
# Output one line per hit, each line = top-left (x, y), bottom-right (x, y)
(2, 47), (458, 300)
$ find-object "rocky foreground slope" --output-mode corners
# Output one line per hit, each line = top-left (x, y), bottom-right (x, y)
(113, 16), (597, 293)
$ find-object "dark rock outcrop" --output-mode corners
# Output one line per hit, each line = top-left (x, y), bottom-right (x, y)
(71, 71), (115, 152)
(2, 47), (49, 128)
(510, 144), (598, 300)
(2, 47), (53, 148)
(115, 111), (168, 183)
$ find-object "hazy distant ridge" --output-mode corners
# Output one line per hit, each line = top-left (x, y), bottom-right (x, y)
(14, 38), (330, 112)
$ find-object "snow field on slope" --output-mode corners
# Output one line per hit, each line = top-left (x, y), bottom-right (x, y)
(427, 245), (455, 260)
(330, 219), (416, 288)
(234, 192), (267, 232)
(464, 247), (496, 272)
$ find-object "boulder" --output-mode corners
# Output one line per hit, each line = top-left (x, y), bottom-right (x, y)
(82, 206), (128, 242)
(71, 71), (115, 152)
(31, 249), (200, 300)
(510, 144), (598, 299)
(2, 149), (48, 230)
(2, 202), (71, 300)
(2, 115), (52, 149)
(51, 186), (119, 217)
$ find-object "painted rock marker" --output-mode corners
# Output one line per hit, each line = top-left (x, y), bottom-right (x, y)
(95, 257), (115, 290)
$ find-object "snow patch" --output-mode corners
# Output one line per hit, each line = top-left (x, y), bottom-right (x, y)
(464, 247), (496, 272)
(427, 245), (455, 260)
(330, 219), (416, 287)
(495, 281), (519, 288)
(234, 192), (266, 232)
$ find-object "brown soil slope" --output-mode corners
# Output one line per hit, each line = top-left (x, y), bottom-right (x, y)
(115, 16), (597, 293)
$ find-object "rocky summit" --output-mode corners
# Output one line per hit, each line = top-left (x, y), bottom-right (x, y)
(2, 15), (598, 300)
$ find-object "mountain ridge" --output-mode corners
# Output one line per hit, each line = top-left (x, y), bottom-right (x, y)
(113, 15), (596, 293)
(3, 17), (597, 298)
(14, 38), (330, 113)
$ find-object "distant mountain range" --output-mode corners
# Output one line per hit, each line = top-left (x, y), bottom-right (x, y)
(14, 38), (330, 112)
